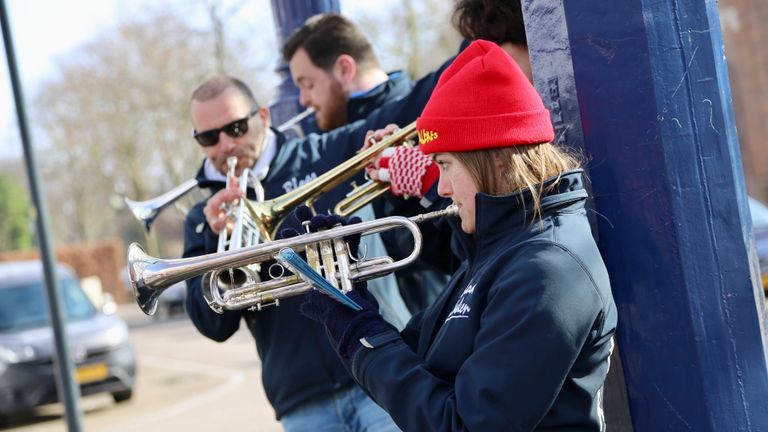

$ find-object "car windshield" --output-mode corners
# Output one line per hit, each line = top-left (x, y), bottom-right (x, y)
(0, 277), (97, 332)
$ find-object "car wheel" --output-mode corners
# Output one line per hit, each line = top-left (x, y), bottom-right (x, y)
(112, 389), (133, 403)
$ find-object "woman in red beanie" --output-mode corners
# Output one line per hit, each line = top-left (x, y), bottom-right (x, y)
(299, 39), (618, 431)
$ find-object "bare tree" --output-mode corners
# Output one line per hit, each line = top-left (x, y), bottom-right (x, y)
(344, 0), (462, 80)
(32, 6), (272, 249)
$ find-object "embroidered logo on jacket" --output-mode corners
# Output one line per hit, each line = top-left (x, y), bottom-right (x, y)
(445, 282), (475, 322)
(282, 173), (317, 193)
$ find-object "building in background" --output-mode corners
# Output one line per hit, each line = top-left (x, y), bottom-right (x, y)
(720, 0), (768, 203)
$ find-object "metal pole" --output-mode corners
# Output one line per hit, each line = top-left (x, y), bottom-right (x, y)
(0, 1), (83, 430)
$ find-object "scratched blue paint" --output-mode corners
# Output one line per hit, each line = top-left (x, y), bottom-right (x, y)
(525, 0), (768, 430)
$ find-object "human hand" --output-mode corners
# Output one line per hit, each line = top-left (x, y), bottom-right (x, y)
(362, 124), (399, 182)
(300, 289), (392, 360)
(366, 144), (439, 199)
(203, 181), (244, 234)
(361, 123), (401, 153)
(278, 205), (363, 255)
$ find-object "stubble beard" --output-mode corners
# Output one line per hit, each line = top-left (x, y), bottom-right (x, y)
(317, 82), (348, 132)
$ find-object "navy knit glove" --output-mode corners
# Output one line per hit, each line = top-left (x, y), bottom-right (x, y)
(300, 289), (393, 360)
(278, 205), (362, 254)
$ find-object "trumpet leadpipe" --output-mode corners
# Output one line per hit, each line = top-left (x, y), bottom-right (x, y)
(276, 107), (316, 133)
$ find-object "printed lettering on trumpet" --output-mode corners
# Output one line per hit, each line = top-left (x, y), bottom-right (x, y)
(282, 173), (318, 193)
(418, 129), (439, 145)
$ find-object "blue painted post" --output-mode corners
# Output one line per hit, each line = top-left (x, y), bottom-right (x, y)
(269, 0), (340, 137)
(524, 0), (768, 430)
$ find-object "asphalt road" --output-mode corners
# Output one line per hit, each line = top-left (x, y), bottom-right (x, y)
(2, 304), (282, 432)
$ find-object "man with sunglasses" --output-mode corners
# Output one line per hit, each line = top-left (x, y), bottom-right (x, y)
(182, 75), (402, 431)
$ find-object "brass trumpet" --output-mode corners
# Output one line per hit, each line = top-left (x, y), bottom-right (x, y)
(243, 121), (418, 241)
(129, 205), (458, 315)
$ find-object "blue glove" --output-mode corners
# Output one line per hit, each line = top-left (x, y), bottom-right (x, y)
(278, 205), (362, 255)
(300, 289), (393, 360)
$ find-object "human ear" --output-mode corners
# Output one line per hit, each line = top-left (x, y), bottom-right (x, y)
(258, 107), (270, 128)
(333, 54), (357, 87)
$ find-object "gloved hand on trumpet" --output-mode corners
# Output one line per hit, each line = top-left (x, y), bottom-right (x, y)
(275, 205), (367, 311)
(278, 205), (363, 253)
(363, 124), (440, 199)
(279, 205), (394, 362)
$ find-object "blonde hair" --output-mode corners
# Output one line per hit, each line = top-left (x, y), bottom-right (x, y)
(452, 142), (582, 220)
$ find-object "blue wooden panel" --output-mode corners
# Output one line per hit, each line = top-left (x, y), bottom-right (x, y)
(525, 0), (768, 430)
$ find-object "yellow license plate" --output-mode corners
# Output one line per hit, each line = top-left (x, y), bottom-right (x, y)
(75, 363), (108, 384)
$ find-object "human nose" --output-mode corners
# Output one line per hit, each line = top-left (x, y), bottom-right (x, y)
(437, 175), (451, 198)
(298, 89), (311, 107)
(217, 131), (237, 152)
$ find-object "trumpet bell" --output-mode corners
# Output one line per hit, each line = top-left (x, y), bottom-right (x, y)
(127, 243), (162, 315)
(124, 179), (199, 232)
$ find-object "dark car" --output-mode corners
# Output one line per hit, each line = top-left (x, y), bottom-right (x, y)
(749, 197), (768, 290)
(0, 261), (137, 421)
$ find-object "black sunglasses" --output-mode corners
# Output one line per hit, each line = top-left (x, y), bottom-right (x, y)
(193, 107), (260, 147)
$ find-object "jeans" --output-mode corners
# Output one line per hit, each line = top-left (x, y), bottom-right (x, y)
(281, 385), (400, 432)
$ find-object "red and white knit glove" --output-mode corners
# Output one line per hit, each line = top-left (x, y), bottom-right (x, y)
(373, 146), (439, 198)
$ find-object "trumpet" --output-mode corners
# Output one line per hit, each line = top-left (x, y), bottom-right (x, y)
(124, 179), (199, 233)
(217, 156), (262, 252)
(129, 205), (458, 315)
(124, 107), (316, 232)
(242, 121), (418, 241)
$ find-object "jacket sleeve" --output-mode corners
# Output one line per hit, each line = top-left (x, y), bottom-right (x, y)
(182, 201), (242, 342)
(350, 242), (604, 431)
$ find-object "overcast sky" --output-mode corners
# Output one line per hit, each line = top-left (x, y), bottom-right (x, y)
(0, 0), (126, 159)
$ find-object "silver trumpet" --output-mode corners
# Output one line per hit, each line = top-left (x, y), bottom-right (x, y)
(208, 156), (264, 301)
(124, 107), (316, 232)
(128, 205), (458, 315)
(124, 179), (199, 232)
(217, 156), (262, 252)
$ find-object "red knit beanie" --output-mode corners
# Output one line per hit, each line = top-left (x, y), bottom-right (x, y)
(417, 39), (554, 154)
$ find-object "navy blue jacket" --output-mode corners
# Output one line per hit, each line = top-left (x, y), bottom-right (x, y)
(349, 170), (618, 431)
(301, 70), (412, 135)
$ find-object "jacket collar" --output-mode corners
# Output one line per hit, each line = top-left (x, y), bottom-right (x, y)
(452, 169), (589, 261)
(346, 70), (410, 119)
